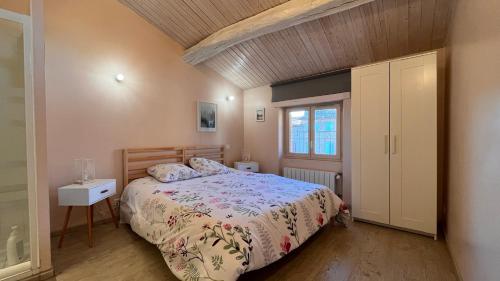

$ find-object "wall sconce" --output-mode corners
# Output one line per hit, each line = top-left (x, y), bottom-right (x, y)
(226, 96), (235, 101)
(115, 73), (125, 82)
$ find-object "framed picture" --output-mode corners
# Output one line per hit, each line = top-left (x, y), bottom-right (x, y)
(256, 106), (265, 122)
(197, 101), (217, 132)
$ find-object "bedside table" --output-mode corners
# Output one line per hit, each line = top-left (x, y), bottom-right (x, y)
(58, 179), (118, 248)
(234, 161), (259, 173)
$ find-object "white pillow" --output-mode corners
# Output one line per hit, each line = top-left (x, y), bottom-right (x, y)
(189, 158), (231, 176)
(147, 163), (201, 183)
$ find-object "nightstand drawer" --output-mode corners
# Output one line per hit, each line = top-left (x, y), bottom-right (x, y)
(234, 162), (259, 173)
(89, 182), (116, 204)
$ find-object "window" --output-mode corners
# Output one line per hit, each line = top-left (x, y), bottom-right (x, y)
(286, 104), (341, 160)
(288, 109), (309, 154)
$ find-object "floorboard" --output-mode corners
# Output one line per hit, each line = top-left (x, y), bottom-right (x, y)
(50, 221), (458, 281)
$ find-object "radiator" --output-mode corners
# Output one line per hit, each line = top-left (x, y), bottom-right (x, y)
(283, 167), (337, 191)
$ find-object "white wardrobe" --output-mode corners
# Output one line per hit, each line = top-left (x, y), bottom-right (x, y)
(351, 51), (442, 237)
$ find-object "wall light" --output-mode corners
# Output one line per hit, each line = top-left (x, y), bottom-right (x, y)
(115, 73), (125, 82)
(226, 96), (235, 101)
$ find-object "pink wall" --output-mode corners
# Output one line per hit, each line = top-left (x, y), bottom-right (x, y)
(243, 86), (281, 174)
(243, 86), (345, 174)
(45, 0), (243, 232)
(0, 0), (30, 14)
(446, 0), (500, 280)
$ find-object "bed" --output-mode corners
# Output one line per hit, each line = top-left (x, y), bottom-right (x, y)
(120, 146), (344, 281)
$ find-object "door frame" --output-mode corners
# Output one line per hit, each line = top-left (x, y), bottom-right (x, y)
(0, 7), (39, 281)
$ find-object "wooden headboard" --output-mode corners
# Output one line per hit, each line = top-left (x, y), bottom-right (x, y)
(123, 145), (225, 185)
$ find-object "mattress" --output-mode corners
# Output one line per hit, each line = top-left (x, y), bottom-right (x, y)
(121, 171), (343, 281)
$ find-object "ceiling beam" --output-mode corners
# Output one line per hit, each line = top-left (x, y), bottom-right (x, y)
(183, 0), (374, 65)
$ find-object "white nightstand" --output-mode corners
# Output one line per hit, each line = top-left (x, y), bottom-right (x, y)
(58, 179), (118, 248)
(234, 161), (259, 173)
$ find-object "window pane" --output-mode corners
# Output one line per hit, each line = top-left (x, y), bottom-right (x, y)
(289, 109), (309, 154)
(314, 108), (337, 156)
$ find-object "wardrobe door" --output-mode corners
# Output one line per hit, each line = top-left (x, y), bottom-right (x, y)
(351, 62), (390, 224)
(390, 54), (437, 234)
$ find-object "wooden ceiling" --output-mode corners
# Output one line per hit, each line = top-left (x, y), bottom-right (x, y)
(120, 0), (289, 48)
(121, 0), (455, 89)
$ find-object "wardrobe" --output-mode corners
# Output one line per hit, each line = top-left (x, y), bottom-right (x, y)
(351, 51), (443, 238)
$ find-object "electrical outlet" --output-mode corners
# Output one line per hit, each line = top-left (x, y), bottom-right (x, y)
(112, 198), (120, 214)
(112, 198), (120, 208)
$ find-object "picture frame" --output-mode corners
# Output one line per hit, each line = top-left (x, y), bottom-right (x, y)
(256, 106), (265, 122)
(197, 101), (217, 132)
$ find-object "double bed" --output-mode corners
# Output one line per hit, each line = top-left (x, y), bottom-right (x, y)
(120, 146), (344, 281)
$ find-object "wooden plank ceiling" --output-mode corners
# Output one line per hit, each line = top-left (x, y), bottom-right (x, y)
(120, 0), (290, 47)
(120, 0), (455, 89)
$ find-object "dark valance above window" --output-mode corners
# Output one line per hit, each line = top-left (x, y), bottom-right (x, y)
(271, 69), (351, 103)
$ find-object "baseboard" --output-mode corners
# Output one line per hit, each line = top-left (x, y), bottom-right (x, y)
(20, 268), (54, 281)
(352, 217), (437, 239)
(443, 232), (465, 281)
(50, 218), (117, 237)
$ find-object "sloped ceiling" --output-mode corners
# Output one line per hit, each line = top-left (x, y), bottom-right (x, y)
(120, 0), (290, 47)
(120, 0), (455, 89)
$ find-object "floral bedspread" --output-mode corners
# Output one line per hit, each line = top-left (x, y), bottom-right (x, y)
(120, 171), (343, 281)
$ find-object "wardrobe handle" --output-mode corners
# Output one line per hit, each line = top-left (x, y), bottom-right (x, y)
(384, 135), (389, 154)
(392, 135), (397, 155)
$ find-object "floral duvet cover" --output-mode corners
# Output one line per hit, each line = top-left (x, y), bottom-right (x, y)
(120, 171), (343, 281)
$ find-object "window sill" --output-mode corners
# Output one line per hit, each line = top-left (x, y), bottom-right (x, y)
(283, 155), (342, 162)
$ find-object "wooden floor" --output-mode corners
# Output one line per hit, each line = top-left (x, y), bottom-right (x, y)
(51, 221), (458, 281)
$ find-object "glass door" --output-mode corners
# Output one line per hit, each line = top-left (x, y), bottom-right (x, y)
(0, 8), (38, 280)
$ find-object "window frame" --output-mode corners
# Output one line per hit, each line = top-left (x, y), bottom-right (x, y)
(284, 103), (342, 161)
(285, 106), (311, 158)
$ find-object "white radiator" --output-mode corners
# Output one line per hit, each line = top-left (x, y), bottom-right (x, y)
(283, 167), (337, 191)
